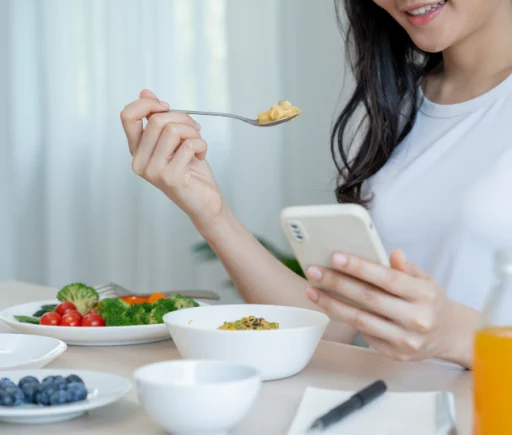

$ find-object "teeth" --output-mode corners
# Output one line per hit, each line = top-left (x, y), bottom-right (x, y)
(408, 0), (445, 16)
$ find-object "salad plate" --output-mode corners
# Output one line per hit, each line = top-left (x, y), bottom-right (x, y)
(0, 335), (67, 370)
(0, 299), (207, 346)
(0, 369), (131, 424)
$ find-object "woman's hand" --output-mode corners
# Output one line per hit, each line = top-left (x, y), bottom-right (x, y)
(305, 250), (478, 368)
(120, 89), (225, 233)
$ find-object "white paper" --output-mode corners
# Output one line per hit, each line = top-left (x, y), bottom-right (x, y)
(287, 387), (457, 435)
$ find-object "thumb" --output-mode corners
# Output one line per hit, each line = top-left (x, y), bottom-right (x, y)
(139, 89), (165, 121)
(140, 88), (159, 100)
(390, 249), (429, 280)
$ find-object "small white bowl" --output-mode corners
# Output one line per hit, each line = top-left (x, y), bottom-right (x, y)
(0, 334), (67, 370)
(133, 360), (261, 435)
(163, 305), (329, 381)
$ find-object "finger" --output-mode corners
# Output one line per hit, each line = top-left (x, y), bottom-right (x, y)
(361, 334), (419, 363)
(306, 288), (412, 349)
(140, 88), (158, 100)
(165, 138), (208, 177)
(305, 266), (413, 325)
(390, 250), (430, 280)
(330, 252), (421, 301)
(147, 137), (207, 183)
(120, 97), (170, 154)
(132, 118), (200, 175)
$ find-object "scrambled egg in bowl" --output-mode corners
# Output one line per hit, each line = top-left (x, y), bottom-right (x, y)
(218, 316), (279, 330)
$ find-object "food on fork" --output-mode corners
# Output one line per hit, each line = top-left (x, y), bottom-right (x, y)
(257, 100), (302, 123)
(218, 316), (279, 330)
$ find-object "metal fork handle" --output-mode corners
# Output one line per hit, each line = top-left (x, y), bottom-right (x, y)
(168, 109), (256, 124)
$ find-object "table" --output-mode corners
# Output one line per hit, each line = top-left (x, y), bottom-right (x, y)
(0, 282), (473, 434)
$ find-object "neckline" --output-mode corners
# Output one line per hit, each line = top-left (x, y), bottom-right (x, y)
(419, 72), (512, 118)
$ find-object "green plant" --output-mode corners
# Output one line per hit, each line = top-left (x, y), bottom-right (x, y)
(192, 236), (305, 288)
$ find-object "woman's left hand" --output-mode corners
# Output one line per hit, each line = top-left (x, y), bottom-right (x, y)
(305, 250), (477, 368)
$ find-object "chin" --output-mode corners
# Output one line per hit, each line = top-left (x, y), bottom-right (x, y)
(409, 34), (452, 54)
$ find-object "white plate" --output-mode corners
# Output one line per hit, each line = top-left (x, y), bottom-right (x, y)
(0, 299), (206, 346)
(0, 334), (67, 370)
(0, 369), (131, 424)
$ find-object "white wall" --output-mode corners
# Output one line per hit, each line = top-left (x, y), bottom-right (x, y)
(280, 0), (352, 209)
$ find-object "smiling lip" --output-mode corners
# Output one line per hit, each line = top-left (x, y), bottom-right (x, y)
(404, 1), (446, 26)
(403, 1), (442, 12)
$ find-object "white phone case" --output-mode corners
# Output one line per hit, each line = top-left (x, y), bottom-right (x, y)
(280, 204), (390, 306)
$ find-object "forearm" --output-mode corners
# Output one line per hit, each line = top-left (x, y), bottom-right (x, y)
(198, 208), (358, 343)
(438, 302), (479, 369)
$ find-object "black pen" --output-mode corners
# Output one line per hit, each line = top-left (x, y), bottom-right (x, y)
(308, 380), (387, 432)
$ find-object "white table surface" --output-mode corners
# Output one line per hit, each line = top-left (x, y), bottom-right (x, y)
(0, 282), (473, 434)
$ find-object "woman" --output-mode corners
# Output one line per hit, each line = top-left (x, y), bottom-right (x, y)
(120, 0), (512, 369)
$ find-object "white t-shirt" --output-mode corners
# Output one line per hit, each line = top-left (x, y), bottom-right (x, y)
(366, 73), (512, 311)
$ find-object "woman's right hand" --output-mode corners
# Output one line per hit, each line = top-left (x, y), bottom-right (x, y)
(120, 89), (225, 233)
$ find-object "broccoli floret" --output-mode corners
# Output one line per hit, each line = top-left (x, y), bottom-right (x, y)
(149, 299), (177, 324)
(57, 283), (99, 316)
(96, 298), (132, 326)
(126, 302), (152, 325)
(169, 294), (199, 310)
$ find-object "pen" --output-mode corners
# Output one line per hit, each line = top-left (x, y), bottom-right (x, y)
(308, 380), (387, 432)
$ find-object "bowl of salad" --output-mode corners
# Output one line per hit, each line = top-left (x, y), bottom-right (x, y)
(0, 283), (205, 346)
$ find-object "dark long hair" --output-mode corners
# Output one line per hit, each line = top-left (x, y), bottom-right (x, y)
(332, 0), (443, 206)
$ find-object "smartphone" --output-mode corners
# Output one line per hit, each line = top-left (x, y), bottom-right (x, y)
(280, 204), (390, 307)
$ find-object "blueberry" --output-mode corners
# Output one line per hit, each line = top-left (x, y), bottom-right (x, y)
(54, 378), (68, 390)
(49, 390), (68, 406)
(41, 384), (57, 398)
(0, 378), (16, 390)
(41, 376), (56, 386)
(18, 376), (39, 388)
(35, 390), (50, 406)
(6, 388), (24, 406)
(66, 384), (88, 402)
(21, 382), (40, 404)
(0, 390), (15, 407)
(65, 375), (84, 385)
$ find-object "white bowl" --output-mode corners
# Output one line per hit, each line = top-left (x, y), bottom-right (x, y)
(0, 334), (67, 370)
(163, 305), (329, 381)
(133, 360), (261, 435)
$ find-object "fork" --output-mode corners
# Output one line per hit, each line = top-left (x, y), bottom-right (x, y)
(168, 109), (300, 127)
(94, 282), (220, 301)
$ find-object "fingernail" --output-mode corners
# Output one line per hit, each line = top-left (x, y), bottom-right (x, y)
(333, 253), (348, 266)
(306, 288), (319, 302)
(159, 100), (170, 108)
(307, 266), (322, 280)
(194, 121), (201, 130)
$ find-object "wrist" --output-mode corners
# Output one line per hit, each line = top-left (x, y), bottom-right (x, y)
(437, 301), (479, 369)
(194, 204), (239, 244)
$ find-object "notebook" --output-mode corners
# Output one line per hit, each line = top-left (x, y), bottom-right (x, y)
(287, 387), (457, 435)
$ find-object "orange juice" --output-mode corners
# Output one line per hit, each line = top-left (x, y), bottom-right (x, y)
(473, 327), (512, 435)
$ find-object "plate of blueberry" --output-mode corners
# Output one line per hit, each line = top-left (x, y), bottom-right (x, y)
(0, 370), (131, 424)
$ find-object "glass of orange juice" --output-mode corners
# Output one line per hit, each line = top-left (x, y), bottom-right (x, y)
(473, 252), (512, 435)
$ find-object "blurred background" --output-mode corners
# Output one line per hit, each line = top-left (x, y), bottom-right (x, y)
(0, 0), (352, 302)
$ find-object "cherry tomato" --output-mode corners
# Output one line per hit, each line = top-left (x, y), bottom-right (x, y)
(55, 301), (77, 317)
(82, 313), (105, 327)
(40, 312), (62, 326)
(60, 311), (82, 327)
(88, 308), (98, 315)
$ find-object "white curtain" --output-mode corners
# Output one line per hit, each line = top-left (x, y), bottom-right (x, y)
(0, 0), (289, 301)
(0, 0), (344, 299)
